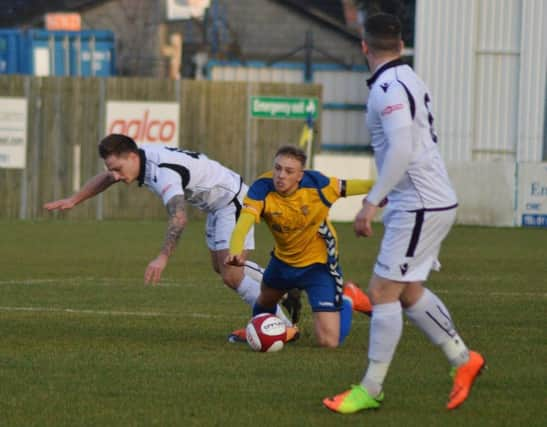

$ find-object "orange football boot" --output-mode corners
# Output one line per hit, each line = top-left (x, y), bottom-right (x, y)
(447, 350), (485, 410)
(343, 281), (373, 316)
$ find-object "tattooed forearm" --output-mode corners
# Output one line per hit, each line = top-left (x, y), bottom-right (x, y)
(161, 195), (187, 257)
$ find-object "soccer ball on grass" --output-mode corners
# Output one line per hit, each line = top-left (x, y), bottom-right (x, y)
(246, 313), (287, 352)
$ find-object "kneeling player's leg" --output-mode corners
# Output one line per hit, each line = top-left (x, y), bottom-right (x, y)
(339, 295), (353, 342)
(254, 284), (286, 316)
(305, 265), (353, 348)
(313, 311), (340, 348)
(310, 301), (353, 348)
(254, 284), (300, 343)
(212, 249), (293, 326)
(207, 207), (293, 325)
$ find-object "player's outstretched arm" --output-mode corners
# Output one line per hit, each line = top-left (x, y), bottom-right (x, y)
(366, 125), (413, 206)
(145, 194), (187, 285)
(225, 211), (255, 267)
(43, 171), (117, 211)
(345, 179), (375, 196)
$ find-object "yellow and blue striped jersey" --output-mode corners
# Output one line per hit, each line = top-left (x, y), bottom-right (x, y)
(242, 170), (346, 267)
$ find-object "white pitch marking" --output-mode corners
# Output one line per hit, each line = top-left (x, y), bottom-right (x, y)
(0, 306), (232, 319)
(1, 278), (544, 298)
(0, 277), (209, 288)
(434, 289), (547, 298)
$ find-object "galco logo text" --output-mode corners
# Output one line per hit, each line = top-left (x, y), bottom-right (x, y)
(108, 110), (176, 143)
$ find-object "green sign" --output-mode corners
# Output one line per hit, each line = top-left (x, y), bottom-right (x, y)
(250, 96), (319, 120)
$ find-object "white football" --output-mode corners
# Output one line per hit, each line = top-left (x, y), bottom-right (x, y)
(246, 313), (287, 352)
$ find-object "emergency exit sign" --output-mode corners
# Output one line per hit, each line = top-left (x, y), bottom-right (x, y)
(250, 96), (319, 120)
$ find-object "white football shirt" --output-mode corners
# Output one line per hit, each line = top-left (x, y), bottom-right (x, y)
(137, 144), (242, 212)
(365, 59), (457, 211)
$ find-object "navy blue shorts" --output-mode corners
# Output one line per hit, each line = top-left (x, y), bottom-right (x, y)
(263, 256), (342, 312)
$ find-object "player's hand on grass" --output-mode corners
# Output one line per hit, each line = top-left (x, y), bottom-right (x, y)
(145, 254), (168, 285)
(43, 198), (76, 211)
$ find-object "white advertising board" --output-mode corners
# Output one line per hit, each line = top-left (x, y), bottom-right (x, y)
(166, 0), (210, 20)
(105, 101), (180, 146)
(517, 163), (547, 228)
(0, 97), (28, 169)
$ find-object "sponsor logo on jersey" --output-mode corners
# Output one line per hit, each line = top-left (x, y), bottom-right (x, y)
(381, 103), (404, 116)
(301, 205), (309, 215)
(399, 263), (409, 276)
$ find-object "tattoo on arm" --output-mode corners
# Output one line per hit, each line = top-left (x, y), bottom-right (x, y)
(161, 195), (187, 257)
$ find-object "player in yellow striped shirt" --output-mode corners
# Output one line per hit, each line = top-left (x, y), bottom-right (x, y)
(226, 145), (373, 347)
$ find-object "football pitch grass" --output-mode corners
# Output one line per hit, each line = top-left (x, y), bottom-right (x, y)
(0, 220), (545, 427)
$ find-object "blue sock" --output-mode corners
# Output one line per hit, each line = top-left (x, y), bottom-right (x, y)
(338, 296), (353, 344)
(252, 302), (276, 317)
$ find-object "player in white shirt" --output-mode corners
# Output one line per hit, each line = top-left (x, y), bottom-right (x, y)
(323, 13), (484, 414)
(44, 133), (298, 340)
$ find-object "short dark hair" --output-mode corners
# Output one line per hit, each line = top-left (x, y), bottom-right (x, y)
(275, 145), (307, 167)
(364, 13), (402, 53)
(98, 134), (139, 159)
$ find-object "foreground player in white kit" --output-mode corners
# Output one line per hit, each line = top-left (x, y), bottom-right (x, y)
(44, 133), (297, 339)
(323, 14), (484, 413)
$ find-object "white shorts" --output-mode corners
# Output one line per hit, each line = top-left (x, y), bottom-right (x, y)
(373, 206), (457, 282)
(205, 185), (255, 252)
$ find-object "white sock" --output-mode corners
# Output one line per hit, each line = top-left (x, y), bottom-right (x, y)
(236, 275), (260, 306)
(243, 260), (265, 283)
(362, 301), (403, 396)
(404, 288), (469, 366)
(440, 335), (470, 367)
(361, 360), (390, 398)
(236, 275), (292, 326)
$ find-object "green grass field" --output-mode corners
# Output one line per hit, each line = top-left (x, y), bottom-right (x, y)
(0, 220), (545, 427)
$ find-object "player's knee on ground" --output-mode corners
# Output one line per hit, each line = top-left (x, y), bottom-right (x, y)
(314, 325), (341, 348)
(314, 311), (342, 348)
(316, 334), (340, 348)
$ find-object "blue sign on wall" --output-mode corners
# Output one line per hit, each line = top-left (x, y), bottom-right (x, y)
(522, 214), (547, 228)
(518, 164), (547, 228)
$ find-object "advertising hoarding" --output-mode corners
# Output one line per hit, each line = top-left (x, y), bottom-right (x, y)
(0, 97), (27, 169)
(105, 101), (180, 146)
